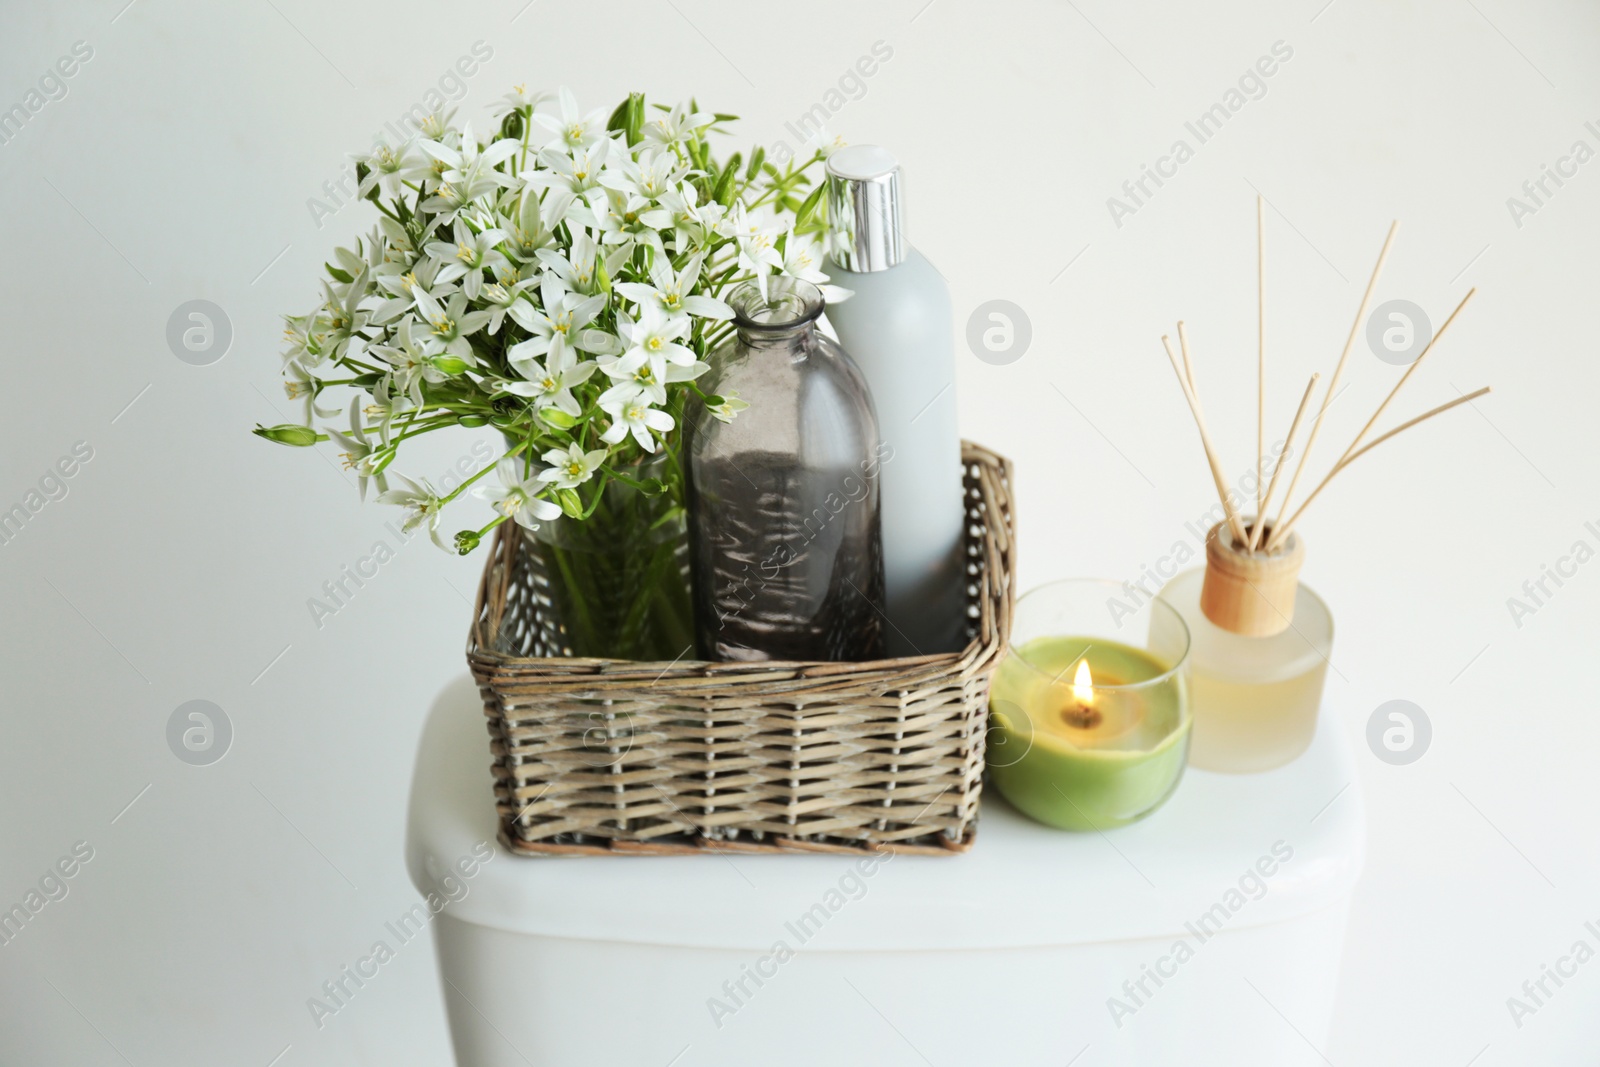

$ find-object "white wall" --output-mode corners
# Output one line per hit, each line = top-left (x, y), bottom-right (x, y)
(1, 0), (1597, 1063)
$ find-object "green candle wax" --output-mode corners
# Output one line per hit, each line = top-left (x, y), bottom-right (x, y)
(988, 636), (1190, 831)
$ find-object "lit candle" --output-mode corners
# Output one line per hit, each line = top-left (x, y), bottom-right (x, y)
(986, 582), (1192, 831)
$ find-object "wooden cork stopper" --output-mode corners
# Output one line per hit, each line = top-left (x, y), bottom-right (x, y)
(1200, 519), (1304, 637)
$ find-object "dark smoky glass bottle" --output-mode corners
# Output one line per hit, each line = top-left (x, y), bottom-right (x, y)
(687, 277), (887, 662)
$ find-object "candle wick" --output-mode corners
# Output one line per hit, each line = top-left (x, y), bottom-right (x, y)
(1061, 703), (1102, 730)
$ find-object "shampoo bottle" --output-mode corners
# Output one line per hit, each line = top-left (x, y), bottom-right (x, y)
(823, 145), (967, 655)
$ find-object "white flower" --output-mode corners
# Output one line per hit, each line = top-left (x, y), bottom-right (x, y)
(585, 186), (671, 255)
(313, 262), (374, 365)
(326, 398), (389, 501)
(281, 308), (330, 366)
(505, 342), (597, 415)
(599, 388), (675, 452)
(706, 391), (749, 424)
(657, 182), (729, 252)
(414, 109), (458, 144)
(331, 237), (383, 284)
(531, 139), (610, 197)
(531, 88), (609, 152)
(377, 473), (450, 548)
(474, 458), (562, 530)
(599, 351), (704, 408)
(371, 255), (450, 326)
(781, 227), (852, 303)
(617, 303), (696, 367)
(282, 357), (341, 423)
(363, 373), (413, 441)
(599, 147), (687, 202)
(413, 289), (490, 361)
(478, 273), (537, 334)
(641, 100), (714, 147)
(535, 229), (625, 296)
(424, 221), (509, 300)
(614, 252), (732, 320)
(371, 320), (465, 406)
(419, 124), (520, 219)
(495, 83), (551, 117)
(731, 205), (783, 295)
(501, 188), (558, 265)
(538, 443), (608, 490)
(356, 138), (420, 199)
(507, 276), (612, 369)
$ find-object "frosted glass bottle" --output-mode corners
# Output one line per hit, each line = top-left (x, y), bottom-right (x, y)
(823, 145), (967, 657)
(686, 277), (886, 663)
(1159, 521), (1334, 773)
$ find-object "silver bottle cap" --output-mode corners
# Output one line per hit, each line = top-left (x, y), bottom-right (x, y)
(825, 145), (905, 272)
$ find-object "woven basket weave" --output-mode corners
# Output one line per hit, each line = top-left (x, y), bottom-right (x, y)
(466, 441), (1015, 856)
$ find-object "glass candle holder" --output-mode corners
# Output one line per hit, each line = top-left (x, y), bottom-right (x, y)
(987, 580), (1191, 831)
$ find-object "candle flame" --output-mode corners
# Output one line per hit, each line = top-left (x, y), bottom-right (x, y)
(1072, 659), (1094, 706)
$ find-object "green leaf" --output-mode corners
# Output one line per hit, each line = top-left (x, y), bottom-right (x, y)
(712, 112), (739, 123)
(355, 162), (378, 203)
(351, 372), (383, 387)
(744, 147), (765, 182)
(253, 423), (323, 447)
(325, 264), (354, 284)
(647, 505), (686, 532)
(606, 97), (631, 134)
(539, 407), (578, 430)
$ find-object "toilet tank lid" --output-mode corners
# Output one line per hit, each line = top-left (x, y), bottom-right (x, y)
(406, 677), (1365, 953)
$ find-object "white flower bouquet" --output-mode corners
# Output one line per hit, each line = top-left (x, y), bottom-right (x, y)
(257, 88), (841, 658)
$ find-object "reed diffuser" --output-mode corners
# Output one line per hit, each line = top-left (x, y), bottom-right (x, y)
(1158, 198), (1490, 773)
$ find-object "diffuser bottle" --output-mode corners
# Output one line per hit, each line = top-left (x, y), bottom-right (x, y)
(1160, 522), (1332, 773)
(822, 145), (967, 657)
(687, 277), (886, 662)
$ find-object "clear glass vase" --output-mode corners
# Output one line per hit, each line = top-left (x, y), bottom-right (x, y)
(526, 450), (696, 662)
(686, 277), (886, 661)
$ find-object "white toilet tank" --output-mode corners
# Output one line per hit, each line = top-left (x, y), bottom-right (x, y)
(407, 677), (1364, 1067)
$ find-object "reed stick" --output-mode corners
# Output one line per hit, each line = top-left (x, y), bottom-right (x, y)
(1256, 195), (1266, 538)
(1269, 220), (1400, 539)
(1267, 286), (1477, 551)
(1330, 287), (1476, 470)
(1249, 372), (1319, 551)
(1273, 386), (1490, 544)
(1163, 327), (1249, 544)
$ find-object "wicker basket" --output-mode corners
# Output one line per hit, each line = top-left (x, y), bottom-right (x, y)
(466, 441), (1016, 856)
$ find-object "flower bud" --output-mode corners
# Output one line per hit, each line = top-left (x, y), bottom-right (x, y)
(429, 355), (469, 375)
(454, 529), (481, 555)
(557, 489), (584, 518)
(539, 407), (578, 430)
(253, 423), (322, 447)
